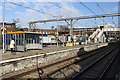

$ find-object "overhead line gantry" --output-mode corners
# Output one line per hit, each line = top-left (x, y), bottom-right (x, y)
(30, 13), (120, 23)
(29, 13), (120, 42)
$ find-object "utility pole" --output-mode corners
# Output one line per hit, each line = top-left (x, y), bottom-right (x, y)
(70, 19), (73, 42)
(53, 16), (63, 47)
(29, 23), (32, 32)
(56, 16), (59, 47)
(2, 0), (5, 53)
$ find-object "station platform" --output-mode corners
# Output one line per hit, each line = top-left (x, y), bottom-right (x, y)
(0, 43), (106, 61)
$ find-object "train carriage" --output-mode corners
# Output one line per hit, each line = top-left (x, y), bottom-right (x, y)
(5, 31), (47, 52)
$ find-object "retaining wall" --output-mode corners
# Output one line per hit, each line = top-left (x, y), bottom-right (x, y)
(0, 43), (108, 76)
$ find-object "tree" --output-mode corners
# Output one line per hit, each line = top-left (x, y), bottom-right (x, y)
(13, 18), (21, 31)
(13, 18), (19, 24)
(58, 25), (69, 35)
(51, 26), (54, 30)
(49, 32), (55, 35)
(30, 24), (38, 32)
(16, 28), (24, 31)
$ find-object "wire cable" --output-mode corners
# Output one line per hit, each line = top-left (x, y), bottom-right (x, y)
(77, 0), (102, 23)
(5, 0), (54, 17)
(47, 2), (75, 14)
(96, 2), (116, 25)
(78, 1), (97, 16)
(96, 2), (106, 13)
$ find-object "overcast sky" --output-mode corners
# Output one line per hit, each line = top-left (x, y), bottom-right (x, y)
(0, 0), (119, 29)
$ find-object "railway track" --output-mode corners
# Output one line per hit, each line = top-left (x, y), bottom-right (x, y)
(41, 45), (115, 78)
(43, 43), (119, 79)
(71, 46), (120, 80)
(3, 42), (119, 80)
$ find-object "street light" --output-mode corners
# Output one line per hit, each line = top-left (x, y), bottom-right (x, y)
(53, 16), (63, 47)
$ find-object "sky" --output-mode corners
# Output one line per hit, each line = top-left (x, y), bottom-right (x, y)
(0, 0), (119, 29)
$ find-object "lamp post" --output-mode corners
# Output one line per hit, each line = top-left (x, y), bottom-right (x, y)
(2, 0), (5, 53)
(53, 16), (63, 47)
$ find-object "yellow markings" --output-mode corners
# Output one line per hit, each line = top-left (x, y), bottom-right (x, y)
(4, 32), (13, 34)
(14, 31), (24, 34)
(4, 31), (24, 34)
(66, 42), (73, 46)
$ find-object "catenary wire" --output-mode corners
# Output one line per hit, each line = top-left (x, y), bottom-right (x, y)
(96, 2), (116, 26)
(5, 0), (54, 17)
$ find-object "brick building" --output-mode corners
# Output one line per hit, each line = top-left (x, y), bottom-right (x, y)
(0, 22), (16, 29)
(23, 28), (58, 35)
(0, 22), (97, 37)
(0, 22), (16, 36)
(0, 22), (16, 47)
(73, 28), (97, 36)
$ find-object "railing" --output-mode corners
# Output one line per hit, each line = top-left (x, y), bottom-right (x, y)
(104, 28), (120, 31)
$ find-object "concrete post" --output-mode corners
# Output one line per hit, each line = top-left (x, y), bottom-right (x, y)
(29, 23), (31, 32)
(63, 34), (64, 47)
(70, 19), (73, 42)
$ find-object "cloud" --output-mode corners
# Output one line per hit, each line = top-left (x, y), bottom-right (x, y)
(0, 5), (2, 21)
(3, 0), (120, 2)
(14, 2), (82, 27)
(14, 2), (84, 28)
(105, 6), (118, 14)
(5, 2), (16, 10)
(60, 3), (82, 17)
(0, 6), (2, 10)
(113, 6), (118, 12)
(0, 2), (83, 26)
(14, 2), (59, 27)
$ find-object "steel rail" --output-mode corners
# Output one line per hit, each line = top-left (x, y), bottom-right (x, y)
(98, 48), (120, 80)
(41, 46), (111, 79)
(71, 46), (119, 80)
